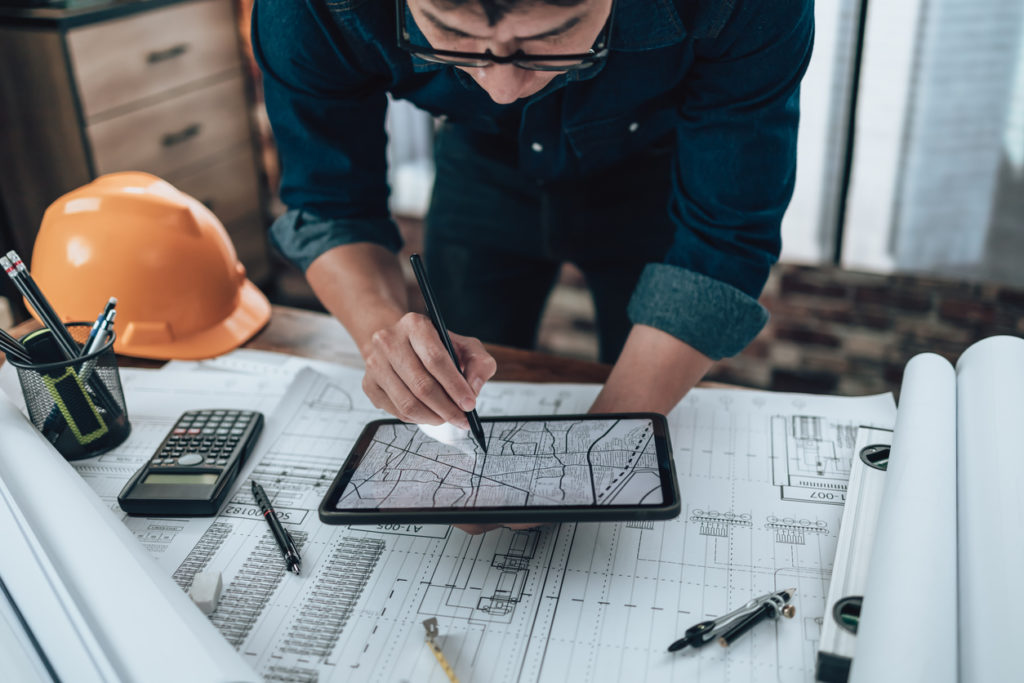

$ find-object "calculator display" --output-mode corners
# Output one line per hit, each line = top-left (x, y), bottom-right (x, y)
(144, 473), (219, 485)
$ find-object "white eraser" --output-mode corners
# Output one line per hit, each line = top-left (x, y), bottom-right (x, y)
(417, 423), (477, 456)
(417, 422), (468, 446)
(188, 570), (223, 615)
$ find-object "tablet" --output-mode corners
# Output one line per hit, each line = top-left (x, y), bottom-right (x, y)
(318, 413), (680, 525)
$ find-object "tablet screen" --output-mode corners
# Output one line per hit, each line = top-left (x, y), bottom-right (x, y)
(335, 417), (664, 510)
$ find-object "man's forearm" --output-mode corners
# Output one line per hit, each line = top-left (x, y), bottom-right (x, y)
(590, 324), (714, 415)
(305, 243), (408, 354)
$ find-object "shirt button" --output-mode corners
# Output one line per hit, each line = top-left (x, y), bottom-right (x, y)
(628, 122), (639, 133)
(531, 142), (543, 153)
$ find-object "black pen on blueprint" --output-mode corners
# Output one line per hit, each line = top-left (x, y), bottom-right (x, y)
(409, 253), (488, 454)
(251, 480), (302, 575)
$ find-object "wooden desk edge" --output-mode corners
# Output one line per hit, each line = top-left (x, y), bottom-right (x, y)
(3, 305), (739, 389)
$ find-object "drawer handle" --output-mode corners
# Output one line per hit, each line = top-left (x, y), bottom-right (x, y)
(161, 123), (201, 147)
(146, 43), (190, 64)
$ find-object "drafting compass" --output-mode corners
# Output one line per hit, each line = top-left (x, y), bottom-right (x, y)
(668, 588), (797, 651)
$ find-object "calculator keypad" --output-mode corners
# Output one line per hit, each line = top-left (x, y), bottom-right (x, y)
(152, 410), (256, 469)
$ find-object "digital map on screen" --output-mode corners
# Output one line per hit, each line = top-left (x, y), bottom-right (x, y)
(337, 418), (663, 509)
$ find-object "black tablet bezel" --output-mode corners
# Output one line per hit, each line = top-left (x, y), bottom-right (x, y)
(318, 412), (680, 525)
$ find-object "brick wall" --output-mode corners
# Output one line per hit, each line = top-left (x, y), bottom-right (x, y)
(687, 265), (1022, 396)
(536, 263), (1024, 397)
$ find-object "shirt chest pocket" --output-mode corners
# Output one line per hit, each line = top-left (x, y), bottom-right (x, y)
(565, 108), (678, 172)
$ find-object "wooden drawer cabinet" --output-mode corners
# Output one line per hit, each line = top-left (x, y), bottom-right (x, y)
(88, 75), (252, 177)
(67, 0), (241, 119)
(0, 0), (271, 284)
(176, 147), (263, 227)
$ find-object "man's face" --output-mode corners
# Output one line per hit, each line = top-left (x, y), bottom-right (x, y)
(407, 0), (613, 105)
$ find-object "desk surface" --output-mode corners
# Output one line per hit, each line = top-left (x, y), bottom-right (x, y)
(3, 304), (615, 384)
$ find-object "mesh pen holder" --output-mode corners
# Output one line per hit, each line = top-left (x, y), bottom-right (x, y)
(10, 322), (131, 460)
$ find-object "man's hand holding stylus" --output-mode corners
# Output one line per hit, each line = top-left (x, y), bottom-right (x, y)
(306, 244), (497, 430)
(362, 315), (511, 536)
(362, 312), (496, 429)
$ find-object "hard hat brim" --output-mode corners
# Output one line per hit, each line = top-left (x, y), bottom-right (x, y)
(114, 279), (271, 361)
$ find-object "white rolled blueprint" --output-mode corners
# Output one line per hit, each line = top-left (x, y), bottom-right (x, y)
(0, 393), (257, 683)
(956, 336), (1024, 683)
(850, 353), (957, 683)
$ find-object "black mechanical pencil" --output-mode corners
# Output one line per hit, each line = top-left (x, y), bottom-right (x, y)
(409, 253), (488, 453)
(251, 480), (301, 575)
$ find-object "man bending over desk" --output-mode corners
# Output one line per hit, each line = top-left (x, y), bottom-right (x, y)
(253, 0), (812, 460)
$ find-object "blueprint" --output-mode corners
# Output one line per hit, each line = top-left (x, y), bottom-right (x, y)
(339, 417), (663, 508)
(1, 350), (897, 682)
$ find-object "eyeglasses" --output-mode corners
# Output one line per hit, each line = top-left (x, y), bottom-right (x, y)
(395, 0), (615, 72)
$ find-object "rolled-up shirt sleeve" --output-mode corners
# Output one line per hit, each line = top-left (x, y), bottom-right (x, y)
(628, 0), (814, 360)
(252, 0), (402, 272)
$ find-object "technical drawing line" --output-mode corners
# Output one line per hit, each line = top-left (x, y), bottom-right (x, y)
(277, 536), (384, 659)
(172, 520), (232, 591)
(264, 665), (318, 683)
(211, 530), (308, 648)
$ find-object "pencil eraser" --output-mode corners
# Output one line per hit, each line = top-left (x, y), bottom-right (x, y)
(417, 422), (468, 446)
(189, 570), (223, 615)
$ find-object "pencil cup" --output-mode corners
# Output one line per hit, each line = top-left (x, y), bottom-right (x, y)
(10, 322), (131, 460)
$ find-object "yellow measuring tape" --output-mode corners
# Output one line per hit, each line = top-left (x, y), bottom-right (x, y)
(423, 618), (460, 683)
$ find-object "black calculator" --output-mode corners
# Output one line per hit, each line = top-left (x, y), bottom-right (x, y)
(118, 409), (264, 516)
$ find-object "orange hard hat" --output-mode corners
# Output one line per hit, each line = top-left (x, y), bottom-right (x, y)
(31, 172), (270, 360)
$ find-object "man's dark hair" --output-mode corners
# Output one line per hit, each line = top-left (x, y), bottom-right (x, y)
(435, 0), (588, 26)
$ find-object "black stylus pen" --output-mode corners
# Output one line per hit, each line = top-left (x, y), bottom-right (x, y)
(251, 480), (301, 575)
(409, 254), (488, 453)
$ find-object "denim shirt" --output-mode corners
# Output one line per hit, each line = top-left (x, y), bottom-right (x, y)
(252, 0), (814, 360)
